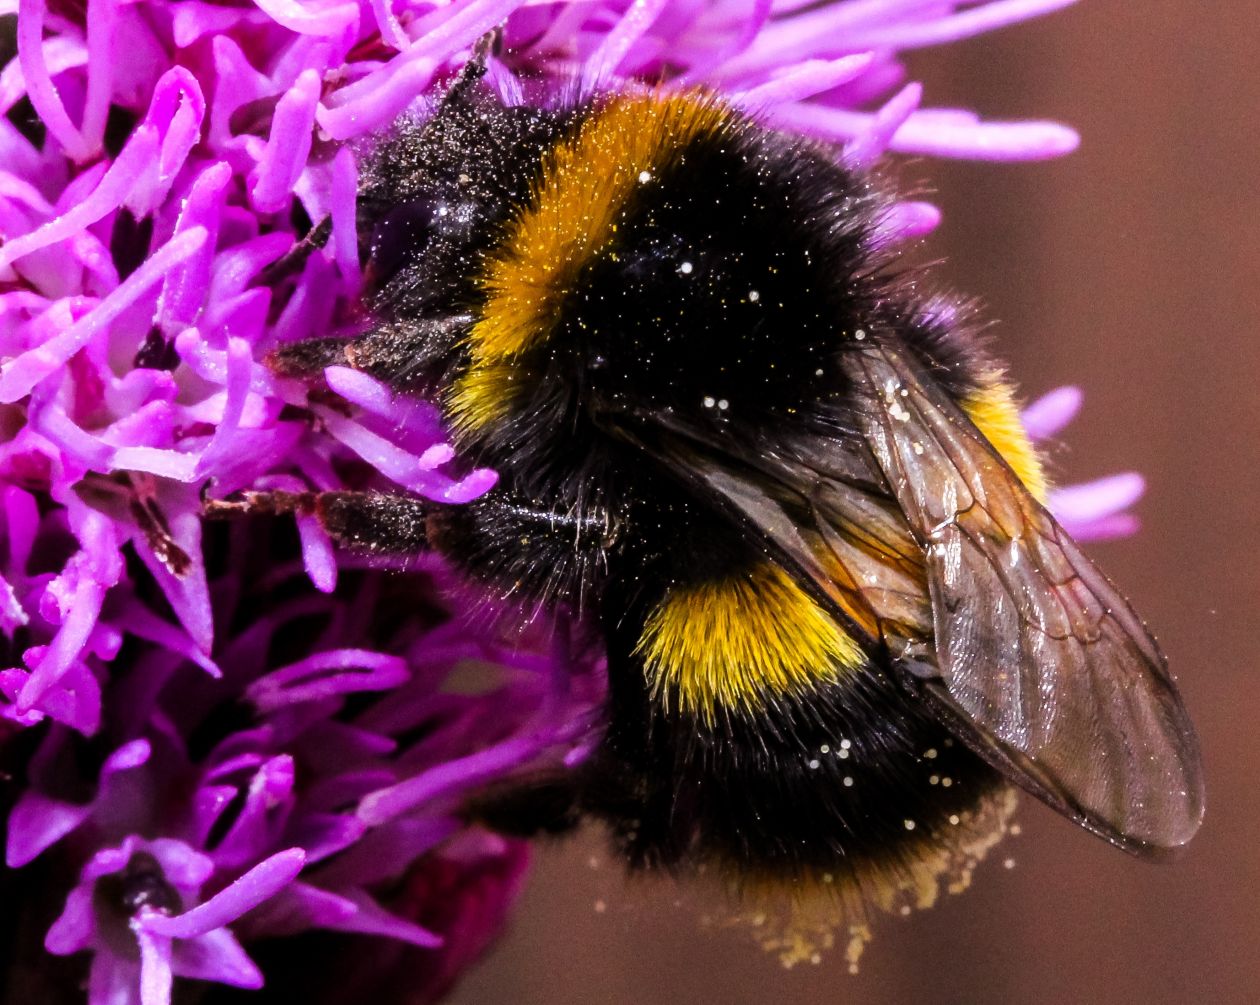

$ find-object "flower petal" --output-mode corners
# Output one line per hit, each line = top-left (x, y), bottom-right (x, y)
(170, 929), (264, 990)
(139, 849), (306, 940)
(132, 922), (173, 1005)
(1022, 386), (1084, 441)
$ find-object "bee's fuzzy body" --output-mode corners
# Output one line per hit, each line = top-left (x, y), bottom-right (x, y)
(263, 65), (1200, 941)
(353, 86), (1018, 895)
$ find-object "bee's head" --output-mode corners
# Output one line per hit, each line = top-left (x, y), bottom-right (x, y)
(354, 84), (572, 389)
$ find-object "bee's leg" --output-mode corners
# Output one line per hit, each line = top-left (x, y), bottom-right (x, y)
(267, 314), (473, 388)
(466, 774), (585, 838)
(206, 487), (619, 558)
(441, 26), (503, 109)
(203, 489), (431, 555)
(254, 215), (332, 289)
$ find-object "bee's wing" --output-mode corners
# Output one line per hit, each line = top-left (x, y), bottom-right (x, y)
(639, 344), (1204, 856)
(841, 344), (1204, 855)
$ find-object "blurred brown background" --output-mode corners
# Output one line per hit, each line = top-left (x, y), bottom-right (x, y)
(451, 3), (1260, 1003)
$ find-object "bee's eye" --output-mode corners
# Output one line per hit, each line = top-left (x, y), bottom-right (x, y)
(367, 197), (444, 283)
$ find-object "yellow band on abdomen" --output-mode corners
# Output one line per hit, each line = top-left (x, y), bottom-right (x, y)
(636, 561), (864, 722)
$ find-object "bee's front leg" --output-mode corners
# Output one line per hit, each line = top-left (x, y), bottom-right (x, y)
(203, 489), (432, 555)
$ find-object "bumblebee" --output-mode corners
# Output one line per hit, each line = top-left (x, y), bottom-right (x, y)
(230, 46), (1204, 942)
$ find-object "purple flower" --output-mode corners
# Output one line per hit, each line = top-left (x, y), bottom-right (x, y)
(0, 1), (1136, 1002)
(46, 838), (304, 1000)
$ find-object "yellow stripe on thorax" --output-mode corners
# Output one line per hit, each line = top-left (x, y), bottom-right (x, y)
(449, 92), (732, 432)
(961, 377), (1048, 502)
(637, 562), (864, 723)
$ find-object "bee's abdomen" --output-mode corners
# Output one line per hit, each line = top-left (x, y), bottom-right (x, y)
(591, 553), (1009, 893)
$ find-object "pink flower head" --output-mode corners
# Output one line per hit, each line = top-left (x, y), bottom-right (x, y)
(0, 1), (1138, 1002)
